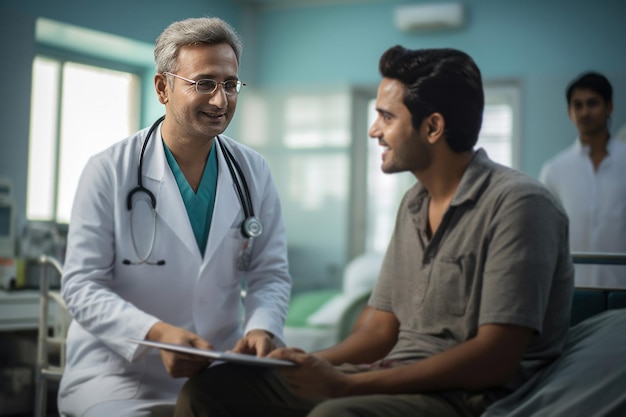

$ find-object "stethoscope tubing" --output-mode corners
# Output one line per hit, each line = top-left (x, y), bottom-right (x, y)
(124, 115), (261, 267)
(218, 138), (254, 220)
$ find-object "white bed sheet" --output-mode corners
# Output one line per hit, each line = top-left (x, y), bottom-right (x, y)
(484, 309), (626, 417)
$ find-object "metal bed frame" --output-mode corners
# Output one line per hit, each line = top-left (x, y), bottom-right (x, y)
(571, 252), (626, 266)
(34, 255), (68, 417)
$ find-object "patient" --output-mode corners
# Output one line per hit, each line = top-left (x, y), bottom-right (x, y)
(174, 45), (574, 417)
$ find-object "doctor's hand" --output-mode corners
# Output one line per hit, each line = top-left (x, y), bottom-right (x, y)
(231, 329), (276, 357)
(268, 348), (351, 400)
(146, 321), (213, 378)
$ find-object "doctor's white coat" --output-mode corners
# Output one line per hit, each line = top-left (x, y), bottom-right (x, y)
(58, 122), (292, 415)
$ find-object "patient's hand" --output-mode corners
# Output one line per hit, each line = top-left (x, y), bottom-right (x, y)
(146, 321), (213, 378)
(269, 347), (349, 400)
(232, 329), (275, 357)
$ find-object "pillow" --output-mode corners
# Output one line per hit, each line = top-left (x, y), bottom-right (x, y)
(307, 252), (382, 326)
(306, 293), (357, 326)
(342, 252), (383, 296)
(483, 309), (626, 417)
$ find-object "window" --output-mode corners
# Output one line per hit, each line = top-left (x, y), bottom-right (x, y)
(238, 90), (352, 292)
(27, 56), (140, 223)
(480, 83), (521, 168)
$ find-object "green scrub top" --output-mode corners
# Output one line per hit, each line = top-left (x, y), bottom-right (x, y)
(163, 139), (218, 256)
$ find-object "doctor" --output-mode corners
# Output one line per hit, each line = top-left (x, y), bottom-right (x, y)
(58, 17), (291, 416)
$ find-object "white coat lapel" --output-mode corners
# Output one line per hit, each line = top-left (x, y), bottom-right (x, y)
(141, 125), (200, 258)
(203, 138), (240, 265)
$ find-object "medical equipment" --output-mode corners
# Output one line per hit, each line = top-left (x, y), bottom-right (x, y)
(124, 116), (262, 269)
(0, 177), (15, 258)
(0, 177), (17, 290)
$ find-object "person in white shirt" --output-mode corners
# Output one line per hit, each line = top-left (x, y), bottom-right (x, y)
(540, 72), (626, 288)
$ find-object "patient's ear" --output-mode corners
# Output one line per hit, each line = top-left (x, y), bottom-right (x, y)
(425, 113), (445, 144)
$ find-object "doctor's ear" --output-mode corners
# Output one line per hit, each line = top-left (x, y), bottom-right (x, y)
(155, 74), (169, 105)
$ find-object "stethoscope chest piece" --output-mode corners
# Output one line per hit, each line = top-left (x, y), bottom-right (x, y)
(237, 216), (263, 271)
(242, 216), (263, 239)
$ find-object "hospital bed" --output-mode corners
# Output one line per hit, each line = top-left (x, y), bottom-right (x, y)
(484, 252), (626, 416)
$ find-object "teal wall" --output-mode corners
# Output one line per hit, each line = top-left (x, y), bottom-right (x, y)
(0, 0), (241, 44)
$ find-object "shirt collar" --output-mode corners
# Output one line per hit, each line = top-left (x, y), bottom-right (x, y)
(574, 136), (616, 156)
(451, 148), (494, 207)
(408, 148), (494, 212)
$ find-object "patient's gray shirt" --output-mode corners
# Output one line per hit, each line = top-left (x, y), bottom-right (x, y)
(369, 149), (574, 399)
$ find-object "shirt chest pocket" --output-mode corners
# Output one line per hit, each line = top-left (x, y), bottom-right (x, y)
(429, 254), (476, 316)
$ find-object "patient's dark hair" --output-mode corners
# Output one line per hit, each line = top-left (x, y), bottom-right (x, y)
(378, 46), (484, 152)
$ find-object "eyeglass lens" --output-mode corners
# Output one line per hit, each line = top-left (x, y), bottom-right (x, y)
(196, 79), (242, 95)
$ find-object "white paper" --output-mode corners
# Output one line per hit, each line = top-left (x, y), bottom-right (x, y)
(127, 338), (295, 368)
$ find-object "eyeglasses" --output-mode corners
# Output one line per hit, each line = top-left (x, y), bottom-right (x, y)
(163, 72), (245, 96)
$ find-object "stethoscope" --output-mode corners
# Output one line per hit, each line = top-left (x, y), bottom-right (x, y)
(123, 115), (263, 270)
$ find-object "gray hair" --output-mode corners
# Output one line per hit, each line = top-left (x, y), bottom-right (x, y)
(154, 17), (243, 73)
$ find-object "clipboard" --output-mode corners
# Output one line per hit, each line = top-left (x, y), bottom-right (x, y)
(127, 338), (295, 368)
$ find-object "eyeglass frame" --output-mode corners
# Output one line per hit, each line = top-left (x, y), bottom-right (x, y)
(162, 72), (246, 96)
